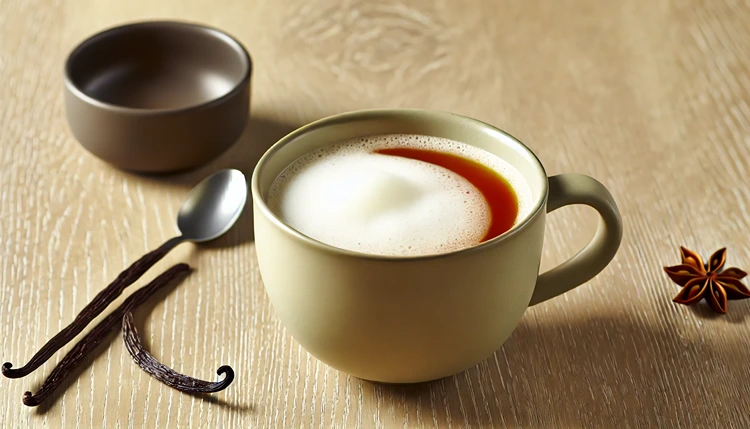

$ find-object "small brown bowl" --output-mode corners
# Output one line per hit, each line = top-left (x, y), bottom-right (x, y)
(64, 21), (252, 173)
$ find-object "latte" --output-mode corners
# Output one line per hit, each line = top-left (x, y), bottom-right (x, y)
(267, 134), (532, 257)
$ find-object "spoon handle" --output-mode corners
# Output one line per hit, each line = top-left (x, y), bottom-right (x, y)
(2, 236), (183, 379)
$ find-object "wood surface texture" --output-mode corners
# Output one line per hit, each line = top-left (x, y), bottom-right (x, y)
(2, 0), (750, 427)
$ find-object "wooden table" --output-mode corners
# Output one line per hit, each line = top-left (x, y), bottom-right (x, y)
(2, 0), (750, 427)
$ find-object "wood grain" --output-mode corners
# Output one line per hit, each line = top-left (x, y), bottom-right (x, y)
(2, 0), (750, 427)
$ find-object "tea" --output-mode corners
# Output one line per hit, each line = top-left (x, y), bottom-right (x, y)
(266, 134), (532, 256)
(374, 147), (518, 242)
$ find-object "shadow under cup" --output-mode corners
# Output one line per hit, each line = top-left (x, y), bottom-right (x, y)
(251, 109), (557, 383)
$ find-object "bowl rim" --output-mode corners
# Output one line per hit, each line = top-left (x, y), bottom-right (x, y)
(63, 20), (253, 116)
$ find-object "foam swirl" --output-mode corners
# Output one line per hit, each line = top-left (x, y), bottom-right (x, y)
(268, 134), (531, 257)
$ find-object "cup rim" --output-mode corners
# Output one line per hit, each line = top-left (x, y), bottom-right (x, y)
(63, 20), (253, 117)
(251, 108), (549, 261)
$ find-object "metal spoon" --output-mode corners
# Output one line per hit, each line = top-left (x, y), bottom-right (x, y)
(2, 169), (247, 379)
(163, 168), (248, 251)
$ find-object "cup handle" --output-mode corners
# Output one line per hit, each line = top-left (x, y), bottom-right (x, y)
(529, 174), (623, 306)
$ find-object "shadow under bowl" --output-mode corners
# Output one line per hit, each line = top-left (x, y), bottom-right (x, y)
(64, 21), (252, 173)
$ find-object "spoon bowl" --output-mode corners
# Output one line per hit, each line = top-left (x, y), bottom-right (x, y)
(177, 169), (248, 242)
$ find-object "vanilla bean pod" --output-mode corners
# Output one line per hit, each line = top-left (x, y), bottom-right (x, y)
(122, 312), (234, 393)
(3, 240), (177, 379)
(22, 264), (190, 407)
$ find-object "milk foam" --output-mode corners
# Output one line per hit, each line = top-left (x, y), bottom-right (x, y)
(267, 134), (532, 257)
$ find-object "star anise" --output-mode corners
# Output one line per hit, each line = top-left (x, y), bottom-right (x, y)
(664, 247), (750, 314)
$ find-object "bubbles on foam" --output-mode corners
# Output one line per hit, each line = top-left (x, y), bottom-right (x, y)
(267, 134), (532, 257)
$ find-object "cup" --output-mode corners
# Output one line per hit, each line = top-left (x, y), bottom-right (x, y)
(251, 109), (623, 383)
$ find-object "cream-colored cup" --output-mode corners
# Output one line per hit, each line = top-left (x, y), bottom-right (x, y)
(251, 109), (623, 383)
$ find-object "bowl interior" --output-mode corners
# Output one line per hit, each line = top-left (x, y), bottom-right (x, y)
(66, 22), (250, 110)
